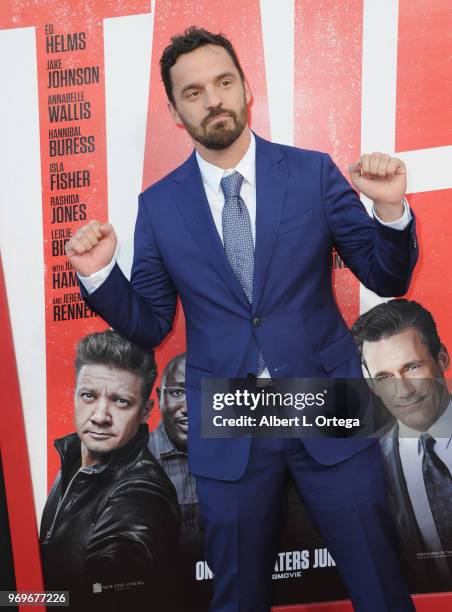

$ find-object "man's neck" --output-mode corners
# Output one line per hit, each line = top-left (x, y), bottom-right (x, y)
(194, 127), (251, 170)
(81, 443), (104, 468)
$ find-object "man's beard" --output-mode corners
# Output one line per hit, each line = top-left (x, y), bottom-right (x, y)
(179, 97), (248, 150)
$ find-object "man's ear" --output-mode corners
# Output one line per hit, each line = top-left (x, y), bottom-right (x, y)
(244, 79), (252, 106)
(364, 376), (375, 392)
(168, 101), (183, 127)
(361, 360), (380, 396)
(437, 343), (450, 372)
(140, 398), (154, 423)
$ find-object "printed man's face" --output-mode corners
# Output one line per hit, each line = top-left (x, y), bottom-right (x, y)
(362, 328), (449, 431)
(159, 356), (187, 452)
(168, 44), (250, 150)
(75, 364), (150, 467)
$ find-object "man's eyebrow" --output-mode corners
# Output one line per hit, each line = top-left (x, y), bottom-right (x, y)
(110, 391), (134, 399)
(402, 359), (424, 368)
(372, 359), (424, 379)
(215, 71), (237, 82)
(180, 81), (202, 96)
(180, 72), (237, 96)
(77, 385), (96, 393)
(373, 369), (391, 379)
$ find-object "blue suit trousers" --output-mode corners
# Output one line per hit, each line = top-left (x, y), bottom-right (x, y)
(195, 439), (415, 612)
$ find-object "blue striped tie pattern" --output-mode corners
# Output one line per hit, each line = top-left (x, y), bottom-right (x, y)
(220, 171), (266, 376)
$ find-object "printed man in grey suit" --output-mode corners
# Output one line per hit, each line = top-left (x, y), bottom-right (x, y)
(352, 299), (452, 592)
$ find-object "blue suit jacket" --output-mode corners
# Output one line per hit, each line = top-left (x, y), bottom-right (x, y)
(83, 134), (418, 480)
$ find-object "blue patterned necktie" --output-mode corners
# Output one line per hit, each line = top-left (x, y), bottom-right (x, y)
(220, 171), (266, 375)
(419, 433), (452, 557)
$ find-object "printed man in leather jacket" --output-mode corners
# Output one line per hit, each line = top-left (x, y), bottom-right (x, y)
(39, 330), (181, 609)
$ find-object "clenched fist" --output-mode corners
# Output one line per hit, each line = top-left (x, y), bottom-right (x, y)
(349, 153), (406, 222)
(65, 220), (117, 277)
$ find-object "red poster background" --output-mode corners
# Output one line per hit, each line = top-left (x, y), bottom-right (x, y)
(397, 0), (452, 361)
(294, 0), (363, 328)
(1, 0), (451, 609)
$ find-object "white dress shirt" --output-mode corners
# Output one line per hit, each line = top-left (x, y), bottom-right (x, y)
(195, 131), (257, 244)
(79, 131), (412, 377)
(398, 400), (452, 573)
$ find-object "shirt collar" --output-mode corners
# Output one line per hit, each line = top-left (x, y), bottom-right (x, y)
(397, 398), (452, 452)
(428, 398), (452, 448)
(156, 421), (187, 457)
(195, 130), (256, 194)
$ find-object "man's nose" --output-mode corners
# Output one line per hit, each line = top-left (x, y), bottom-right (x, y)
(90, 398), (111, 425)
(394, 376), (417, 400)
(204, 86), (222, 109)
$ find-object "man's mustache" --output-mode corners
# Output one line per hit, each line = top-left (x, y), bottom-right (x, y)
(202, 107), (236, 128)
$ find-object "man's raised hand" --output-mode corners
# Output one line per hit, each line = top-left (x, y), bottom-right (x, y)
(65, 220), (117, 277)
(349, 153), (407, 222)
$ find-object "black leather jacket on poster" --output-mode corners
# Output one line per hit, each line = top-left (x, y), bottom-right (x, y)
(40, 424), (181, 610)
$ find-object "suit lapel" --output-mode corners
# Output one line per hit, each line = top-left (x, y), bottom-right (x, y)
(171, 152), (250, 309)
(171, 136), (288, 312)
(252, 135), (288, 312)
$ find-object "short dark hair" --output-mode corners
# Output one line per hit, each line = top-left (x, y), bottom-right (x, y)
(75, 330), (157, 406)
(351, 299), (442, 362)
(161, 352), (186, 386)
(160, 26), (245, 104)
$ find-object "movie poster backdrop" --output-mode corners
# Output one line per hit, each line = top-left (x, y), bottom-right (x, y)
(1, 0), (451, 608)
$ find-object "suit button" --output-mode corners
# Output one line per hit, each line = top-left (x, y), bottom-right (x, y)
(252, 317), (261, 327)
(411, 237), (417, 249)
(247, 372), (256, 380)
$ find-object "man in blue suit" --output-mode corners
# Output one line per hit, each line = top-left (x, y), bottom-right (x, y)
(67, 27), (417, 611)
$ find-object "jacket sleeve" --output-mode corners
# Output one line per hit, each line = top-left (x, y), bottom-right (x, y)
(79, 193), (178, 349)
(85, 477), (181, 588)
(321, 154), (418, 297)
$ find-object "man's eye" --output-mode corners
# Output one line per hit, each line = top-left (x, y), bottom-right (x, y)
(221, 79), (232, 87)
(407, 363), (420, 371)
(115, 398), (130, 407)
(81, 392), (94, 400)
(376, 375), (390, 382)
(168, 388), (186, 399)
(187, 90), (200, 98)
